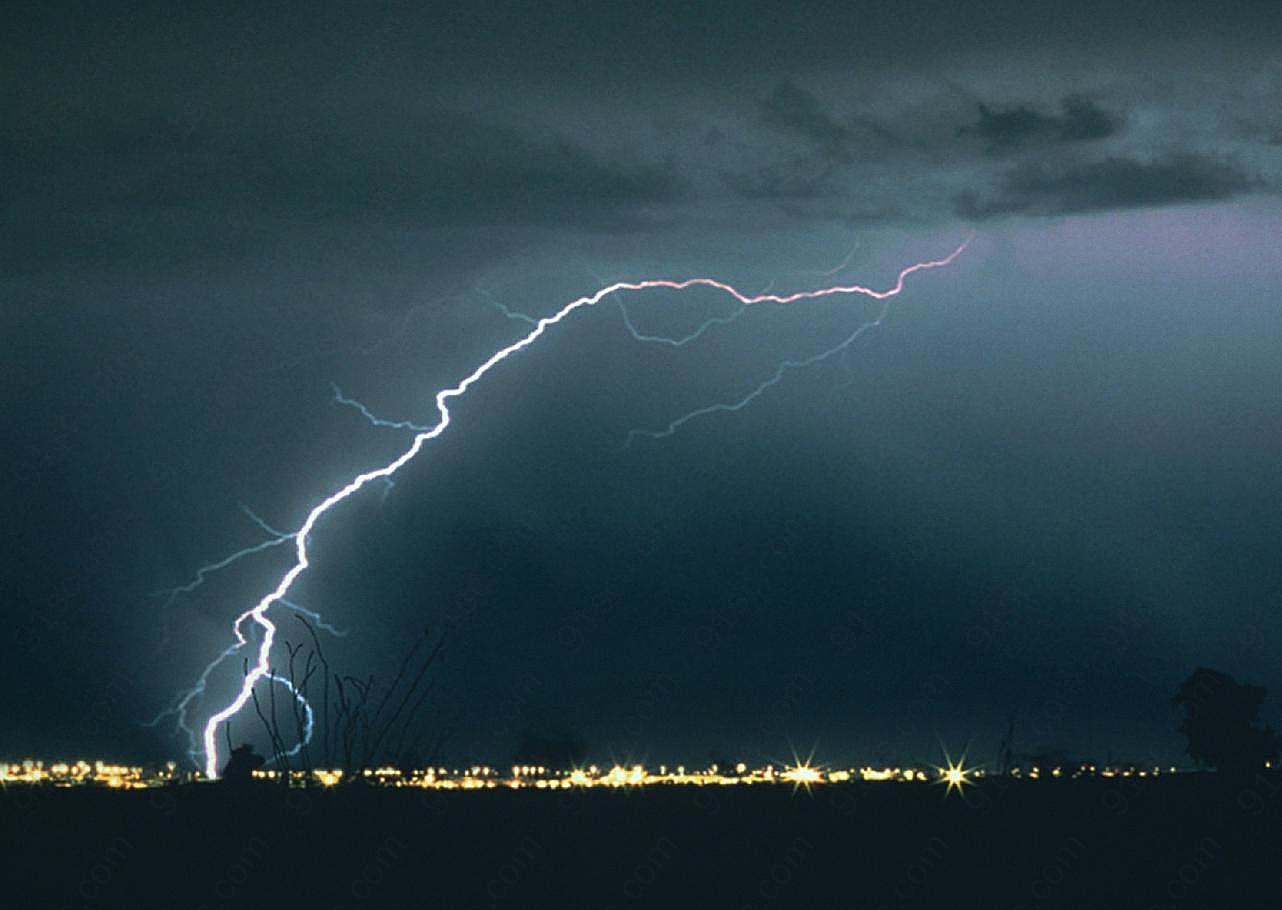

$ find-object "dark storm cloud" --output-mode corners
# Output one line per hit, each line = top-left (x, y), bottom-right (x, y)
(727, 81), (903, 206)
(722, 157), (843, 202)
(282, 113), (687, 227)
(963, 95), (1123, 154)
(758, 81), (855, 163)
(954, 153), (1259, 217)
(2, 108), (684, 241)
(754, 80), (903, 162)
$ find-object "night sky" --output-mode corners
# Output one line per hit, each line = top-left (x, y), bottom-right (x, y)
(4, 1), (1281, 770)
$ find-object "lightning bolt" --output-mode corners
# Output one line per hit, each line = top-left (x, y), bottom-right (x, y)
(148, 636), (317, 766)
(329, 385), (420, 499)
(624, 239), (967, 442)
(489, 276), (760, 348)
(613, 247), (861, 350)
(196, 239), (969, 778)
(150, 503), (341, 756)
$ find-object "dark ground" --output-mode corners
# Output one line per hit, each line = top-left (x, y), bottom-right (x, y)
(4, 774), (1281, 909)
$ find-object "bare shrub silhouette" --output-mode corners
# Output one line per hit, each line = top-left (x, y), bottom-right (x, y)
(244, 619), (448, 782)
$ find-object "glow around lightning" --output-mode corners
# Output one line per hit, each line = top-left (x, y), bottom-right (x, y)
(198, 239), (968, 778)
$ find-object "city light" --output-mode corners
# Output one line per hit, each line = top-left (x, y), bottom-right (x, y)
(0, 756), (1192, 792)
(935, 745), (977, 797)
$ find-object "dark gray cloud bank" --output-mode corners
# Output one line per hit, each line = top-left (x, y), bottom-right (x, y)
(4, 1), (1282, 766)
(966, 95), (1123, 153)
(955, 153), (1260, 216)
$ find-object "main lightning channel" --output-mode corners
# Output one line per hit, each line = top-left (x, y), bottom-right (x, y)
(199, 240), (969, 778)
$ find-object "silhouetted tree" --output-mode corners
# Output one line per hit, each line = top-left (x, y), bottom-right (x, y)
(220, 744), (265, 783)
(1173, 667), (1280, 775)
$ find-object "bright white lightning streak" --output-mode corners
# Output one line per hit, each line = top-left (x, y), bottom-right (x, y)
(150, 498), (340, 752)
(330, 386), (421, 499)
(150, 640), (316, 765)
(492, 280), (755, 347)
(616, 276), (815, 349)
(200, 240), (968, 778)
(498, 285), (747, 347)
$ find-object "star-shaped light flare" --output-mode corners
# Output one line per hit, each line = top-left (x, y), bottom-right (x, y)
(935, 743), (977, 797)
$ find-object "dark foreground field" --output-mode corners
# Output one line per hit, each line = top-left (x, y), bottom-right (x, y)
(4, 774), (1282, 909)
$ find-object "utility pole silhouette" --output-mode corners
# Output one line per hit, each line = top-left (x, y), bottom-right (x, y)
(997, 717), (1015, 775)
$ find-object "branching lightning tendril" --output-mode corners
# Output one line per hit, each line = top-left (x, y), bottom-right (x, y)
(483, 288), (541, 327)
(191, 239), (968, 778)
(153, 506), (294, 608)
(809, 238), (862, 277)
(278, 598), (348, 637)
(151, 513), (337, 757)
(624, 281), (889, 445)
(332, 383), (430, 432)
(148, 638), (316, 766)
(617, 298), (748, 347)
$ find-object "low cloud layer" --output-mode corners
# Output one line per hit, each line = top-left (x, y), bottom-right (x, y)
(963, 95), (1123, 154)
(5, 55), (1281, 284)
(955, 153), (1258, 217)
